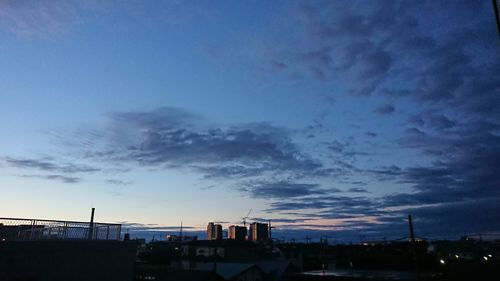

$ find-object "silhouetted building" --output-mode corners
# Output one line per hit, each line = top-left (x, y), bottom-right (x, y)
(180, 239), (269, 263)
(249, 223), (268, 241)
(228, 225), (247, 241)
(207, 222), (223, 240)
(166, 234), (198, 242)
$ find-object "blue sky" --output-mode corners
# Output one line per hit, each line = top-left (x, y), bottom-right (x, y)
(1, 0), (499, 241)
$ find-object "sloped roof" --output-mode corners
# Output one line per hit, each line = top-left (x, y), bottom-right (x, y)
(255, 260), (291, 281)
(163, 270), (225, 281)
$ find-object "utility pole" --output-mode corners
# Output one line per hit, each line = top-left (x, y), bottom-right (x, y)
(180, 221), (183, 240)
(268, 220), (275, 241)
(493, 0), (500, 38)
(408, 215), (420, 281)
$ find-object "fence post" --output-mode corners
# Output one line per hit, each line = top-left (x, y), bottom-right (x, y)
(88, 208), (95, 240)
(63, 222), (68, 239)
(30, 219), (36, 240)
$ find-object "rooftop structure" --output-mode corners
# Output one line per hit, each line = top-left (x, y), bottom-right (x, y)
(0, 217), (121, 241)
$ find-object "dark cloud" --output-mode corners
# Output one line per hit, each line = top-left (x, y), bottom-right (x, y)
(358, 49), (392, 79)
(374, 104), (395, 115)
(408, 115), (425, 127)
(368, 165), (404, 179)
(269, 0), (499, 118)
(120, 222), (195, 232)
(242, 181), (333, 199)
(3, 156), (100, 174)
(18, 174), (82, 183)
(267, 194), (382, 219)
(405, 198), (500, 237)
(82, 107), (328, 180)
(396, 124), (500, 202)
(325, 140), (348, 153)
(250, 217), (308, 224)
(348, 187), (369, 193)
(270, 60), (288, 70)
(323, 140), (370, 163)
(407, 111), (456, 131)
(427, 114), (456, 130)
(106, 179), (132, 186)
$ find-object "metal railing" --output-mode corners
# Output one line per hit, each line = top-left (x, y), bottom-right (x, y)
(0, 217), (121, 241)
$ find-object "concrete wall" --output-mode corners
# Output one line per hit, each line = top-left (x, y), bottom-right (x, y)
(0, 240), (136, 281)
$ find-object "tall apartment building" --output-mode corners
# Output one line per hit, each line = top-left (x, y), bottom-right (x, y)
(207, 222), (223, 240)
(228, 225), (247, 240)
(248, 222), (268, 241)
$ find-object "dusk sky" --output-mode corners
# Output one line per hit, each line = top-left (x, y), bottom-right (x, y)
(1, 0), (499, 241)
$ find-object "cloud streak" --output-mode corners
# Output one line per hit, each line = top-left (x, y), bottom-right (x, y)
(4, 156), (100, 174)
(18, 174), (82, 183)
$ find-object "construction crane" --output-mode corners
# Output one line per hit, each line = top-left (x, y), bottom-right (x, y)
(241, 208), (252, 227)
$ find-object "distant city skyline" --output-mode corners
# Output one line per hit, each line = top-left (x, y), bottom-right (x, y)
(1, 1), (499, 241)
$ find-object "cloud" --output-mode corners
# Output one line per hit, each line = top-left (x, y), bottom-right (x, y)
(106, 179), (132, 186)
(265, 1), (499, 117)
(374, 104), (395, 115)
(348, 187), (369, 193)
(73, 106), (500, 239)
(370, 121), (500, 237)
(120, 222), (195, 233)
(81, 107), (327, 180)
(405, 198), (500, 237)
(2, 0), (497, 240)
(407, 111), (456, 131)
(427, 114), (456, 130)
(18, 174), (82, 183)
(267, 193), (383, 219)
(0, 1), (215, 38)
(242, 181), (331, 199)
(0, 0), (85, 37)
(3, 156), (100, 174)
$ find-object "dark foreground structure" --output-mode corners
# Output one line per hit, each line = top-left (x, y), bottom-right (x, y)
(0, 217), (137, 281)
(0, 240), (137, 281)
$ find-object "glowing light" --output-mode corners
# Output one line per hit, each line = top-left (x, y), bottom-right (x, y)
(439, 259), (445, 265)
(455, 254), (459, 259)
(483, 256), (488, 261)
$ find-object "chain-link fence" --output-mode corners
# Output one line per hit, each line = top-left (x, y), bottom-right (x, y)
(0, 217), (121, 241)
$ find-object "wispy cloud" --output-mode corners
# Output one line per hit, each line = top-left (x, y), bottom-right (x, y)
(106, 179), (132, 186)
(4, 156), (100, 173)
(241, 180), (333, 199)
(0, 0), (218, 38)
(18, 174), (82, 183)
(0, 0), (84, 37)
